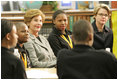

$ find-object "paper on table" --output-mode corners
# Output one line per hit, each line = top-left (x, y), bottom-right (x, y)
(26, 69), (57, 79)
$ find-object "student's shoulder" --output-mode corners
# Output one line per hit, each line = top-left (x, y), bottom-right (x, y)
(94, 49), (116, 60)
(59, 48), (71, 52)
(48, 32), (60, 41)
(57, 49), (74, 62)
(66, 29), (72, 35)
(96, 49), (111, 54)
(8, 53), (23, 64)
(58, 49), (72, 56)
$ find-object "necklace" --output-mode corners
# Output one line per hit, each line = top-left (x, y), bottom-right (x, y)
(61, 35), (73, 48)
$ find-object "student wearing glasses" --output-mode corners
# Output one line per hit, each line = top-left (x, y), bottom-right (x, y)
(92, 4), (113, 52)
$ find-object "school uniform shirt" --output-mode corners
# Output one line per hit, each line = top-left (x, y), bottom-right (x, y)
(48, 26), (73, 57)
(1, 47), (27, 79)
(24, 33), (56, 68)
(57, 45), (117, 79)
(15, 43), (32, 68)
(92, 21), (113, 52)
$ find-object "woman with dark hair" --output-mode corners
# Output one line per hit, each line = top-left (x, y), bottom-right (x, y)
(48, 10), (73, 57)
(1, 19), (27, 79)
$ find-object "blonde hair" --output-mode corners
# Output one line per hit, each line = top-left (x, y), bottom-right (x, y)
(24, 9), (45, 24)
(93, 4), (110, 19)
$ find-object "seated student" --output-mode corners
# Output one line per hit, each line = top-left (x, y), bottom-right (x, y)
(57, 19), (117, 79)
(1, 19), (27, 79)
(48, 10), (73, 57)
(24, 9), (56, 68)
(15, 22), (32, 68)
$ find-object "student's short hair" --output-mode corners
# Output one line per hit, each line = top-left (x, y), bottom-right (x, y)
(1, 19), (14, 40)
(93, 4), (110, 19)
(24, 9), (45, 24)
(52, 10), (66, 20)
(72, 19), (93, 42)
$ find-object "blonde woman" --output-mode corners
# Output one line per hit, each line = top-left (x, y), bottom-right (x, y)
(24, 9), (56, 68)
(92, 4), (113, 52)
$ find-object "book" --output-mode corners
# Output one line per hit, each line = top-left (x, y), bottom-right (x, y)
(69, 16), (74, 32)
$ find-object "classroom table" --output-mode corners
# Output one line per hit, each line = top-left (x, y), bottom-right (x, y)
(26, 68), (58, 79)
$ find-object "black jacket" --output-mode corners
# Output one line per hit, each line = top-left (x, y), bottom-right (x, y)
(92, 21), (113, 52)
(57, 45), (117, 79)
(1, 47), (27, 79)
(48, 26), (73, 57)
(15, 43), (32, 68)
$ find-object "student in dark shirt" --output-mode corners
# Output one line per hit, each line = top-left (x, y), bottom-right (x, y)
(15, 22), (32, 68)
(92, 4), (113, 52)
(57, 19), (117, 79)
(48, 10), (73, 57)
(1, 19), (27, 79)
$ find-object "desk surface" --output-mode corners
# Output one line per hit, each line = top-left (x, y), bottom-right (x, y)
(26, 68), (58, 79)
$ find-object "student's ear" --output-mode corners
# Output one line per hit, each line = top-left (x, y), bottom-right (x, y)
(88, 33), (94, 46)
(88, 33), (93, 41)
(6, 33), (11, 40)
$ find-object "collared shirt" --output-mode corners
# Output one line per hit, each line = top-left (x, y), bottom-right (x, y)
(16, 44), (32, 68)
(92, 21), (113, 52)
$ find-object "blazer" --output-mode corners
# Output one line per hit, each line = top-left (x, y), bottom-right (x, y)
(1, 47), (27, 79)
(57, 45), (117, 79)
(48, 26), (73, 57)
(24, 34), (56, 68)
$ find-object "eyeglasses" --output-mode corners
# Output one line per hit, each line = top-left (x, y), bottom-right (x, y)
(97, 13), (108, 17)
